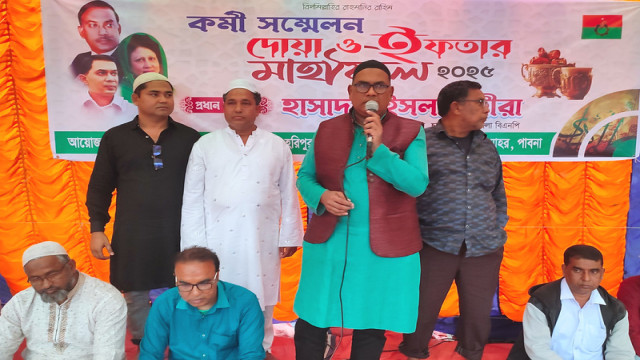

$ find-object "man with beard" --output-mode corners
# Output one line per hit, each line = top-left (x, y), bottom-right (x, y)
(0, 241), (127, 359)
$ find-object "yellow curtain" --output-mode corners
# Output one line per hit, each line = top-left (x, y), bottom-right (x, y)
(0, 0), (632, 322)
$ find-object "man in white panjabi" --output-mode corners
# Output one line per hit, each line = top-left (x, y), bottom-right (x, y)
(181, 79), (303, 358)
(0, 241), (127, 360)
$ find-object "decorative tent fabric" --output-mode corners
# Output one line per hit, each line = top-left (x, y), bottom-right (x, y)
(0, 0), (636, 322)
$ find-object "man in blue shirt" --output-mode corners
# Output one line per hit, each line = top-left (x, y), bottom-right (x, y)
(139, 247), (265, 360)
(508, 245), (635, 360)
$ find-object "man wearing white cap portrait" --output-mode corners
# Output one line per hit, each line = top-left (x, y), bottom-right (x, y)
(0, 241), (127, 359)
(181, 79), (303, 358)
(86, 72), (200, 346)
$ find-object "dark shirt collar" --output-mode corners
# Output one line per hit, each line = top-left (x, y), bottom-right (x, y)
(128, 115), (176, 130)
(433, 119), (487, 140)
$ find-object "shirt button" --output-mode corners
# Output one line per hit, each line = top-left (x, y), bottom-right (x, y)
(467, 206), (471, 209)
(467, 172), (471, 176)
(465, 224), (470, 228)
(202, 333), (206, 338)
(467, 189), (471, 192)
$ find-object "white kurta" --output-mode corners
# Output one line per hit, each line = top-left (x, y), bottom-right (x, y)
(0, 272), (127, 360)
(181, 127), (303, 308)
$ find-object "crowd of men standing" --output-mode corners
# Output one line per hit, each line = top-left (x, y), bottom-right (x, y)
(0, 4), (638, 356)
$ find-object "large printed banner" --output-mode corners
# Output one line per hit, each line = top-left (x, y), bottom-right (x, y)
(42, 0), (640, 161)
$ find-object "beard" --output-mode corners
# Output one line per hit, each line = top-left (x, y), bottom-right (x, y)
(37, 273), (77, 303)
(39, 289), (70, 303)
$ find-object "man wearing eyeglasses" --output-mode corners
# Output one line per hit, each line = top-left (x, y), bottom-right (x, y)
(0, 241), (127, 359)
(139, 246), (265, 360)
(400, 80), (508, 360)
(86, 72), (200, 346)
(294, 59), (428, 359)
(181, 79), (303, 358)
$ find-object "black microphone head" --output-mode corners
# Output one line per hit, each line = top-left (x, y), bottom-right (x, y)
(365, 100), (379, 112)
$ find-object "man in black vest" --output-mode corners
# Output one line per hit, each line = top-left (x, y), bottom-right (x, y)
(508, 245), (634, 359)
(294, 60), (428, 360)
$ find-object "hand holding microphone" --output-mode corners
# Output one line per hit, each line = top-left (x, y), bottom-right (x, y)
(364, 100), (380, 159)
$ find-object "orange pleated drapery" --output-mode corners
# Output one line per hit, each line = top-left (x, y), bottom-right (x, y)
(0, 0), (632, 322)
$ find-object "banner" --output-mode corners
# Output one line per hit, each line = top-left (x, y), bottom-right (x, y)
(41, 0), (640, 161)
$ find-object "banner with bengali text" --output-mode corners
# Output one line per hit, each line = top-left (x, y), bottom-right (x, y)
(42, 0), (640, 161)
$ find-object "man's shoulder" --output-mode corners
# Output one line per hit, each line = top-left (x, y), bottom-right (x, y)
(596, 286), (626, 313)
(388, 113), (423, 127)
(80, 273), (122, 296)
(317, 114), (351, 129)
(221, 281), (260, 308)
(6, 286), (37, 305)
(103, 119), (137, 136)
(527, 279), (563, 309)
(170, 119), (201, 139)
(77, 273), (126, 308)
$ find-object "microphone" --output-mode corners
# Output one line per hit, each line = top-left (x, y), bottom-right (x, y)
(365, 100), (378, 159)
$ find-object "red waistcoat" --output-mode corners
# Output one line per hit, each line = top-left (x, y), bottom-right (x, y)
(304, 112), (424, 258)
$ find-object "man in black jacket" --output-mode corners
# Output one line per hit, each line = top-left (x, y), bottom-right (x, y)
(508, 245), (634, 359)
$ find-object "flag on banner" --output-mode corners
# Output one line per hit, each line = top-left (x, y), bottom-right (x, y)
(582, 15), (623, 39)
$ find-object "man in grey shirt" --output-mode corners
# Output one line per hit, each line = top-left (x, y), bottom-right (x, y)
(400, 80), (508, 360)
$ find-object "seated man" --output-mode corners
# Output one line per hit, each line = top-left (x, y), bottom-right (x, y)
(508, 244), (635, 360)
(618, 275), (640, 359)
(0, 241), (127, 359)
(139, 246), (265, 360)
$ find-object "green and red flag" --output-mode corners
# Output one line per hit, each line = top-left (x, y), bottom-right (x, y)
(582, 15), (622, 39)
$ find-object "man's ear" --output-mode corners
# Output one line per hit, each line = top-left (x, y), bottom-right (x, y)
(78, 25), (86, 39)
(79, 74), (88, 85)
(131, 93), (139, 106)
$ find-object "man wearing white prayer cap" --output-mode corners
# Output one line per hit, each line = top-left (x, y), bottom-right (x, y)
(181, 79), (303, 359)
(0, 241), (127, 359)
(87, 70), (200, 346)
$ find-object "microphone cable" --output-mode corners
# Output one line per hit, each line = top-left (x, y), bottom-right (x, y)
(327, 155), (366, 360)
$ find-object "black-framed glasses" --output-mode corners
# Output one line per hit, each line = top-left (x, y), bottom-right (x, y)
(152, 144), (163, 170)
(457, 98), (489, 107)
(27, 261), (69, 285)
(176, 273), (218, 292)
(352, 82), (390, 94)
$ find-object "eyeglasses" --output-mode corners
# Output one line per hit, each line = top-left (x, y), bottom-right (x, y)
(352, 82), (390, 94)
(457, 98), (489, 107)
(27, 261), (69, 285)
(176, 273), (218, 292)
(152, 144), (163, 170)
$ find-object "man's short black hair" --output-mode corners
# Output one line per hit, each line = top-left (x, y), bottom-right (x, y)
(77, 0), (119, 25)
(175, 246), (220, 272)
(352, 59), (391, 82)
(133, 80), (174, 96)
(563, 244), (604, 266)
(437, 80), (483, 117)
(77, 54), (119, 77)
(222, 90), (262, 106)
